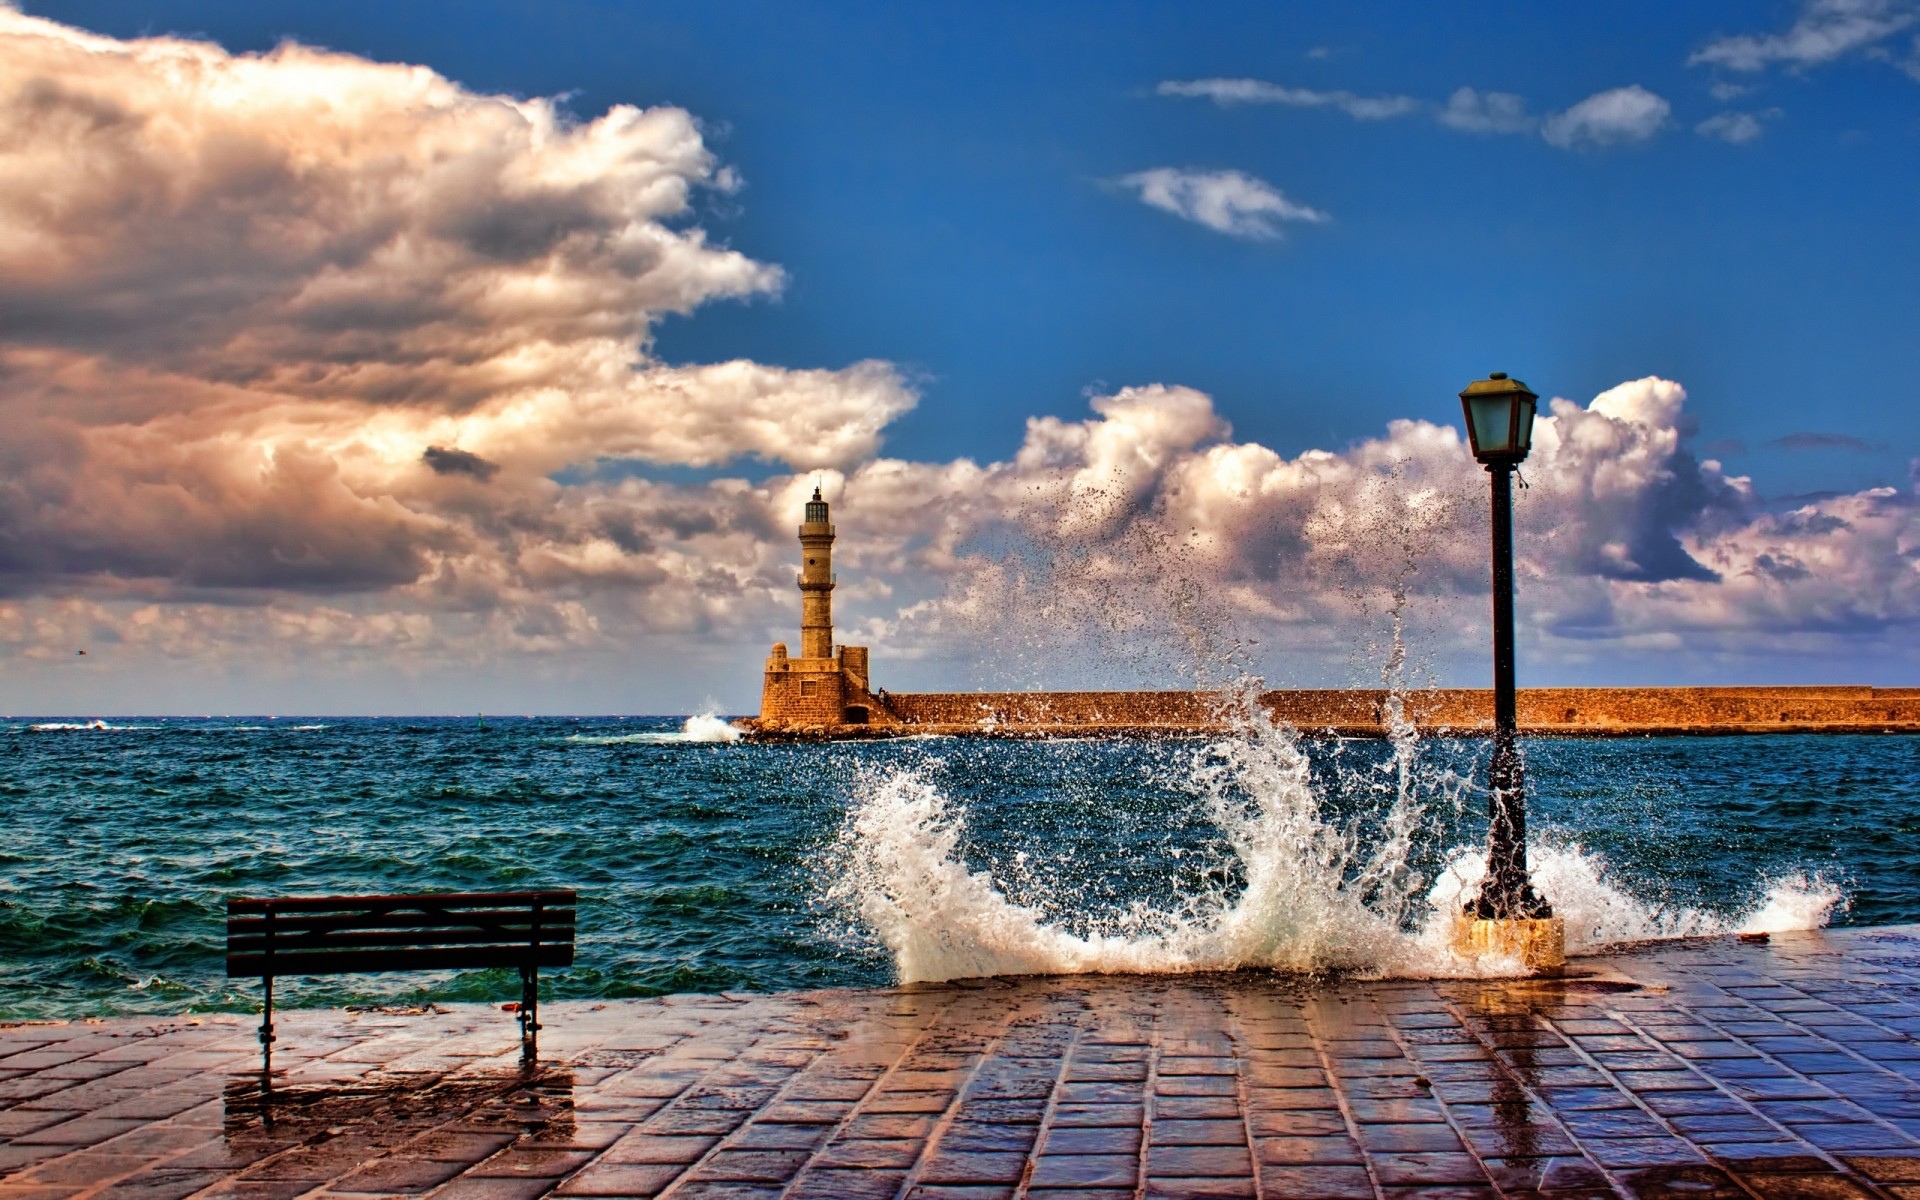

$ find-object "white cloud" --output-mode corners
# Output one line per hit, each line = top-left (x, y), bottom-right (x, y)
(0, 8), (916, 608)
(1436, 87), (1536, 134)
(7, 361), (1920, 700)
(1157, 78), (1419, 120)
(1696, 109), (1782, 143)
(879, 377), (1920, 689)
(1691, 0), (1920, 72)
(1541, 86), (1672, 148)
(2, 11), (1917, 708)
(1117, 168), (1330, 240)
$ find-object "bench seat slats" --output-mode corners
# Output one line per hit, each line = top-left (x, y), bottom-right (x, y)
(229, 890), (576, 914)
(227, 910), (576, 937)
(229, 927), (572, 954)
(229, 889), (576, 1092)
(228, 945), (574, 977)
(225, 891), (578, 980)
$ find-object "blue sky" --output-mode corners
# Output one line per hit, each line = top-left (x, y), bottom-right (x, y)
(1, 1), (1916, 712)
(38, 0), (1919, 491)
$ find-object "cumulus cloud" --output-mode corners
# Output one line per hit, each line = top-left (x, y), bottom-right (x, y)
(1541, 85), (1672, 148)
(1436, 87), (1537, 134)
(1117, 168), (1329, 240)
(866, 375), (1920, 687)
(1691, 0), (1919, 72)
(1157, 78), (1419, 120)
(0, 9), (915, 607)
(1696, 109), (1781, 143)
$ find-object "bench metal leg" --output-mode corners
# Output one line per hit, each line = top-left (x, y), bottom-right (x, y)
(259, 975), (275, 1101)
(519, 965), (539, 1065)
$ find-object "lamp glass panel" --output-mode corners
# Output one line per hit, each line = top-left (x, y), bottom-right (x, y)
(1514, 396), (1536, 454)
(1467, 395), (1513, 456)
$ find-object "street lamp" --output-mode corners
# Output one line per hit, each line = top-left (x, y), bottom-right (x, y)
(1458, 372), (1562, 969)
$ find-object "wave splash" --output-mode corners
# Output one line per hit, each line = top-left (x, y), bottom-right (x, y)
(681, 712), (744, 743)
(565, 712), (743, 745)
(828, 706), (1840, 983)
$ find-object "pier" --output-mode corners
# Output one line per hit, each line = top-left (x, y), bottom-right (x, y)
(5, 926), (1920, 1198)
(743, 684), (1920, 740)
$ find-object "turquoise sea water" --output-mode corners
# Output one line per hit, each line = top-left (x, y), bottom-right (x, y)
(2, 716), (1916, 1020)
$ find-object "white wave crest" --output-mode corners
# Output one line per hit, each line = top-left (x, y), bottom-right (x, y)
(828, 709), (1840, 984)
(563, 712), (742, 746)
(681, 712), (743, 743)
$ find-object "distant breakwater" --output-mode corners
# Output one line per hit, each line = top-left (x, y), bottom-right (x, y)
(738, 685), (1920, 740)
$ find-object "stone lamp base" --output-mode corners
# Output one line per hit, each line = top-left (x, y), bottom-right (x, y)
(1454, 915), (1566, 973)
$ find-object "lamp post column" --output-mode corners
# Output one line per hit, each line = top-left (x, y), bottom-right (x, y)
(1455, 370), (1562, 970)
(1480, 459), (1541, 920)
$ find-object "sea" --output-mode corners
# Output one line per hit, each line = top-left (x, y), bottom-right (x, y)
(3, 712), (1916, 1021)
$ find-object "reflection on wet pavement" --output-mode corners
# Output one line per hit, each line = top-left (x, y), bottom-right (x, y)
(3, 926), (1920, 1198)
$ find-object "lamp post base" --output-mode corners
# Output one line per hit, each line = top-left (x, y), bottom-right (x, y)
(1452, 916), (1566, 973)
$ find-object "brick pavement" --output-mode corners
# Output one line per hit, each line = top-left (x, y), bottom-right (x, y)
(4, 926), (1920, 1199)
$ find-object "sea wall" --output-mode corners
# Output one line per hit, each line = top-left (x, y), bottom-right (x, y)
(742, 685), (1920, 739)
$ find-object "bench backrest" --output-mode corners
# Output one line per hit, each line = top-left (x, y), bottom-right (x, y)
(227, 890), (576, 978)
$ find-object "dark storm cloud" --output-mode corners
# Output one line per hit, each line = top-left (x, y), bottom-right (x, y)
(422, 446), (500, 481)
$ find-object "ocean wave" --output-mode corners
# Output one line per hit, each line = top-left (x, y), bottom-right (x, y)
(564, 712), (742, 745)
(681, 713), (743, 743)
(827, 707), (1840, 984)
(566, 733), (663, 745)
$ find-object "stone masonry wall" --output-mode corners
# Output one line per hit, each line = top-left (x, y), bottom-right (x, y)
(882, 690), (1226, 729)
(758, 657), (847, 726)
(819, 685), (1920, 737)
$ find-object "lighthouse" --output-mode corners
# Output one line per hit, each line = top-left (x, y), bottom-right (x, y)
(798, 487), (834, 659)
(758, 486), (878, 728)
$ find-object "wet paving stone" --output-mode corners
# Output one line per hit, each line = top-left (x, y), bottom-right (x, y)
(7, 926), (1920, 1197)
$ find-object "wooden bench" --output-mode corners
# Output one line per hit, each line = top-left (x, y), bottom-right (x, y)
(227, 890), (576, 1095)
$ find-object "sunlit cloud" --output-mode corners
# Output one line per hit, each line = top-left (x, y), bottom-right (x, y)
(0, 7), (914, 608)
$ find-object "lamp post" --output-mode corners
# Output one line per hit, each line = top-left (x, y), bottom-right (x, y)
(1458, 372), (1562, 969)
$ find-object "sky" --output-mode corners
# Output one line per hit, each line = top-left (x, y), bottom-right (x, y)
(1, 0), (1916, 714)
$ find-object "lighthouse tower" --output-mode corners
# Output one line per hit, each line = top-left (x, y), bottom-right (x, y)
(798, 487), (835, 659)
(758, 486), (880, 728)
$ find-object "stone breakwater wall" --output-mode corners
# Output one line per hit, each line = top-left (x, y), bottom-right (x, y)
(741, 685), (1920, 739)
